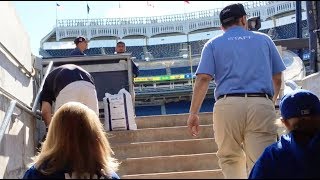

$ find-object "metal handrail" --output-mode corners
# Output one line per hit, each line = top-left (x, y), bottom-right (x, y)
(0, 100), (16, 144)
(32, 61), (53, 112)
(0, 41), (33, 77)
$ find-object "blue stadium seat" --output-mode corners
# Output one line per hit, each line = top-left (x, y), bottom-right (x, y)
(200, 98), (215, 112)
(171, 67), (191, 74)
(190, 40), (208, 55)
(165, 101), (191, 114)
(136, 106), (162, 116)
(126, 46), (144, 58)
(165, 98), (214, 115)
(259, 20), (308, 40)
(146, 43), (181, 59)
(139, 69), (167, 77)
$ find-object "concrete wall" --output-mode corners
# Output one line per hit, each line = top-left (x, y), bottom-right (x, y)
(0, 1), (35, 107)
(0, 1), (39, 178)
(0, 50), (35, 107)
(0, 94), (36, 179)
(0, 1), (32, 72)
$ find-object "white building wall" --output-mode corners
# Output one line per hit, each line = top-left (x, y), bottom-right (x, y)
(0, 1), (37, 179)
(0, 1), (32, 72)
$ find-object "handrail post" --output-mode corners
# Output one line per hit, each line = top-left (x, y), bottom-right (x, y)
(32, 61), (53, 112)
(0, 100), (17, 144)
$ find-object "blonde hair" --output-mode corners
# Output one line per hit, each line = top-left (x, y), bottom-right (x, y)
(34, 102), (119, 177)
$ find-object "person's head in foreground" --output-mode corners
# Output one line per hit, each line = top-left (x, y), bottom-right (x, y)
(279, 89), (320, 135)
(249, 89), (320, 179)
(26, 102), (119, 179)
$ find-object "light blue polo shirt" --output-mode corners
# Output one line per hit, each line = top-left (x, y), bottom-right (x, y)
(196, 26), (286, 100)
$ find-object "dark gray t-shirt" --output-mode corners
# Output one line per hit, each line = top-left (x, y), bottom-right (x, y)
(40, 64), (95, 105)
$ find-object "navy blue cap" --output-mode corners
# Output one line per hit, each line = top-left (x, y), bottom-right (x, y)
(74, 36), (87, 45)
(280, 89), (320, 120)
(220, 3), (247, 24)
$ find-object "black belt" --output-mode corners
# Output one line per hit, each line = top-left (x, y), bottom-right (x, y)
(217, 93), (272, 100)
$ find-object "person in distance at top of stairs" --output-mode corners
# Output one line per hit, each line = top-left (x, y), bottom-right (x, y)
(249, 89), (320, 179)
(70, 36), (88, 56)
(114, 41), (139, 108)
(187, 3), (286, 179)
(114, 41), (139, 78)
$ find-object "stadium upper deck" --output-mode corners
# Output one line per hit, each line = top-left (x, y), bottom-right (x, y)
(40, 1), (306, 61)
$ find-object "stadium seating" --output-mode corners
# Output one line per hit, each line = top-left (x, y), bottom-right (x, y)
(146, 43), (181, 59)
(42, 39), (207, 59)
(200, 98), (215, 112)
(139, 69), (167, 77)
(165, 100), (191, 114)
(259, 20), (308, 40)
(190, 40), (208, 55)
(136, 105), (162, 116)
(171, 65), (198, 75)
(126, 46), (144, 58)
(137, 98), (214, 116)
(171, 67), (192, 75)
(41, 20), (308, 59)
(135, 98), (214, 116)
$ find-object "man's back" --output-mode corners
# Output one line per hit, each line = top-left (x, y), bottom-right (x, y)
(42, 64), (94, 101)
(40, 64), (99, 126)
(199, 26), (284, 99)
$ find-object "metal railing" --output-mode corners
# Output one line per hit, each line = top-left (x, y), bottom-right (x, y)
(0, 77), (43, 145)
(0, 62), (52, 146)
(0, 41), (33, 78)
(32, 61), (53, 112)
(0, 100), (16, 144)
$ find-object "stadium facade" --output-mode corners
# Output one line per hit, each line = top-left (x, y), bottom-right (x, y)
(39, 1), (310, 116)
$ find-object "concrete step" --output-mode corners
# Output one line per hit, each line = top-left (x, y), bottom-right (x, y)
(108, 124), (214, 144)
(118, 153), (219, 175)
(136, 112), (213, 129)
(112, 138), (217, 159)
(121, 169), (224, 179)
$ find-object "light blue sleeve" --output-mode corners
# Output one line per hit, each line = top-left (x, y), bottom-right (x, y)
(267, 37), (286, 75)
(195, 42), (215, 78)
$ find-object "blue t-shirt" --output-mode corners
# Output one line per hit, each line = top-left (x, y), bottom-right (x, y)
(249, 131), (320, 179)
(196, 26), (286, 100)
(22, 165), (120, 179)
(70, 48), (86, 56)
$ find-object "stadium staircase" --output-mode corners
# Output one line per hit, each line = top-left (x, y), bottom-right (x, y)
(107, 112), (224, 179)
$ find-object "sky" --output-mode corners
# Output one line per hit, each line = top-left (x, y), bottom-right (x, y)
(13, 1), (246, 56)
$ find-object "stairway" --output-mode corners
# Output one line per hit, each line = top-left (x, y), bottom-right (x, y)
(107, 112), (224, 179)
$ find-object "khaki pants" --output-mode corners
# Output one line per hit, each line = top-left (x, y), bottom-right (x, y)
(213, 96), (277, 179)
(54, 81), (99, 115)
